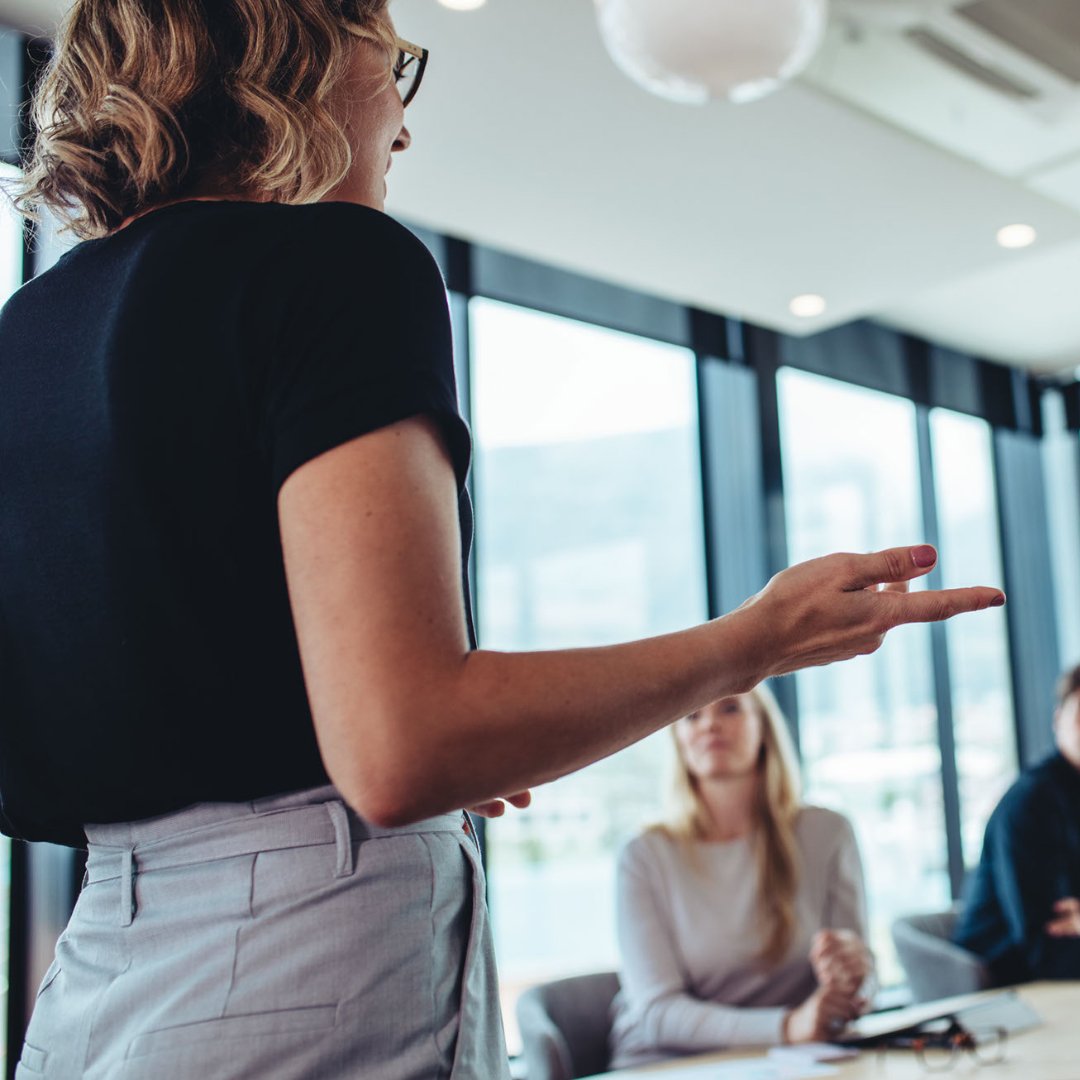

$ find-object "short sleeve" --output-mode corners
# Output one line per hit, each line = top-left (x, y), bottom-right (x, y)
(259, 207), (471, 494)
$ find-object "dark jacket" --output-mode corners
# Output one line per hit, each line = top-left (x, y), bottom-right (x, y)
(954, 753), (1080, 984)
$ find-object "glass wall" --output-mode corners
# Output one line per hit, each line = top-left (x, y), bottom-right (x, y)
(2, 161), (21, 305)
(929, 409), (1016, 866)
(469, 298), (708, 1046)
(1043, 390), (1080, 672)
(777, 367), (948, 983)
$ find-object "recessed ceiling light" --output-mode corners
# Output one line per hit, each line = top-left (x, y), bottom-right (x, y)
(996, 223), (1037, 249)
(437, 0), (487, 10)
(789, 294), (826, 318)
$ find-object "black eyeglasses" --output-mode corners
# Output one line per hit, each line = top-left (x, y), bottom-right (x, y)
(877, 1020), (1008, 1073)
(393, 36), (428, 107)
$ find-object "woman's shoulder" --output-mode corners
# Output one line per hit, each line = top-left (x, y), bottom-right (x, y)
(794, 804), (857, 850)
(285, 200), (426, 243)
(618, 825), (680, 871)
(133, 200), (440, 282)
(262, 202), (440, 274)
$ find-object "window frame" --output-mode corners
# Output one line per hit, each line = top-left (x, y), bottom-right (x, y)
(418, 234), (1055, 920)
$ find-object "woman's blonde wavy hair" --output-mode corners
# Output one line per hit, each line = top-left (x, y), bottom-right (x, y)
(663, 684), (803, 969)
(11, 0), (396, 239)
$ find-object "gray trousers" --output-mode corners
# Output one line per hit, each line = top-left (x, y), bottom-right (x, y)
(16, 786), (511, 1079)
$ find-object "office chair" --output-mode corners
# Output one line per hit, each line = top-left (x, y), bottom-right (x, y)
(516, 971), (620, 1080)
(892, 910), (992, 1003)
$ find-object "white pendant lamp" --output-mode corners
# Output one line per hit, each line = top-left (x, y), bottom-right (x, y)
(595, 0), (829, 105)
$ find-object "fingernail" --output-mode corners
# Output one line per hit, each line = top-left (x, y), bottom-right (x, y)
(912, 545), (937, 568)
(991, 593), (1006, 607)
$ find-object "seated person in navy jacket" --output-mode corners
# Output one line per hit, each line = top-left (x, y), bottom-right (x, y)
(954, 663), (1080, 983)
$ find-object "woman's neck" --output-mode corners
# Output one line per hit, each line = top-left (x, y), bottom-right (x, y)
(696, 772), (758, 841)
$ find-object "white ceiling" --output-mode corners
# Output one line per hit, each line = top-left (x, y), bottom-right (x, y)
(4, 0), (1080, 375)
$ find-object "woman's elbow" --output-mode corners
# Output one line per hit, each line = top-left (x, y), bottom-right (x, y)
(322, 738), (437, 829)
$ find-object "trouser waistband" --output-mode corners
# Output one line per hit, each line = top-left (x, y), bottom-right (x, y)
(83, 785), (468, 926)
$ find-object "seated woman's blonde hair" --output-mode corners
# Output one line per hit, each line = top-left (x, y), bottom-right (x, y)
(664, 685), (803, 968)
(13, 0), (396, 239)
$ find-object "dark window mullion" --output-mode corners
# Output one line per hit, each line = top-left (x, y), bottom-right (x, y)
(916, 405), (965, 899)
(694, 353), (721, 623)
(745, 327), (799, 744)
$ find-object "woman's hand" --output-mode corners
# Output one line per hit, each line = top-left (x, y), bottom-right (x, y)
(737, 545), (1004, 686)
(810, 929), (872, 995)
(468, 791), (532, 818)
(782, 984), (865, 1044)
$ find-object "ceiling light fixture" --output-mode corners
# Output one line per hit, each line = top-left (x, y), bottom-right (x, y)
(436, 0), (487, 10)
(996, 224), (1037, 249)
(789, 294), (827, 318)
(594, 0), (829, 105)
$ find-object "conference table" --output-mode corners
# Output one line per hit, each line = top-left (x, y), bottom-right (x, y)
(582, 982), (1080, 1079)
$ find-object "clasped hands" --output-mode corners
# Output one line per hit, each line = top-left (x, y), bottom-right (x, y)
(783, 929), (872, 1044)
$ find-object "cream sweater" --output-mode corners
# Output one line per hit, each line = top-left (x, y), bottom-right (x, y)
(609, 806), (868, 1069)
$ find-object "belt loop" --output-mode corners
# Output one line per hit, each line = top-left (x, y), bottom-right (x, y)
(120, 848), (135, 926)
(326, 801), (354, 878)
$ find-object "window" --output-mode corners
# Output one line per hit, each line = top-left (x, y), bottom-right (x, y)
(777, 368), (948, 984)
(469, 298), (707, 1047)
(929, 409), (1016, 866)
(1043, 390), (1080, 671)
(1, 162), (22, 306)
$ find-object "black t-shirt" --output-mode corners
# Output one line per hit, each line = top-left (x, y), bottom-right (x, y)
(0, 201), (473, 847)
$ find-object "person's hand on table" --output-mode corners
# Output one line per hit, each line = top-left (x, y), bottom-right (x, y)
(1045, 897), (1080, 937)
(468, 791), (532, 818)
(810, 929), (872, 996)
(782, 984), (864, 1045)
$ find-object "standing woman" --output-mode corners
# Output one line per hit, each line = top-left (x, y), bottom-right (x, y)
(610, 687), (873, 1069)
(0, 1), (1003, 1077)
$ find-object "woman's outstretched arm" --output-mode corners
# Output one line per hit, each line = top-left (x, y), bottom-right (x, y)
(279, 416), (1004, 826)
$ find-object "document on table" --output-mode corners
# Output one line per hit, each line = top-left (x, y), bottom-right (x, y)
(629, 1057), (840, 1079)
(769, 1043), (859, 1066)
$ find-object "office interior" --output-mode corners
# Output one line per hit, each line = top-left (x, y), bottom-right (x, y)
(1, 1), (1080, 1077)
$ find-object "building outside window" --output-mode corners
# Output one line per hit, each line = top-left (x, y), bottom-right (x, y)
(469, 298), (707, 1047)
(777, 367), (948, 984)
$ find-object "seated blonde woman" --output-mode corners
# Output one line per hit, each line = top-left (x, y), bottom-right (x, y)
(610, 686), (873, 1068)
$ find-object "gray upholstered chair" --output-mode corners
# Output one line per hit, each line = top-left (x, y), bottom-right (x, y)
(892, 910), (992, 1002)
(516, 971), (621, 1080)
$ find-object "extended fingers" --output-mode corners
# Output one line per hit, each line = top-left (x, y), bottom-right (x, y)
(1045, 917), (1080, 937)
(884, 586), (1006, 626)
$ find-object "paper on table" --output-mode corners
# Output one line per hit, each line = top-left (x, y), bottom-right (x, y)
(622, 1058), (838, 1079)
(769, 1042), (859, 1065)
